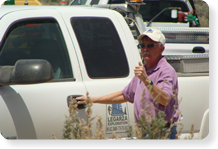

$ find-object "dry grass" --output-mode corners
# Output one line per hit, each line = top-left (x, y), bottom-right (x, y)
(51, 87), (188, 140)
(52, 92), (110, 139)
(130, 85), (179, 139)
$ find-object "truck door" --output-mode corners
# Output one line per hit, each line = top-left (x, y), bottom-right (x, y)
(0, 9), (87, 139)
(62, 10), (139, 138)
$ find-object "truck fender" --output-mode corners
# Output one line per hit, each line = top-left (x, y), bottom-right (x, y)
(199, 109), (209, 139)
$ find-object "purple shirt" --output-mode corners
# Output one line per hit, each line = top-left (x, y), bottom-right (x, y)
(122, 57), (179, 123)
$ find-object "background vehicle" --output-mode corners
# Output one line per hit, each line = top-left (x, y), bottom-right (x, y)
(70, 0), (199, 27)
(69, 0), (209, 55)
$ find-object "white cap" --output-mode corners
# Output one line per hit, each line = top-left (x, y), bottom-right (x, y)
(137, 28), (165, 45)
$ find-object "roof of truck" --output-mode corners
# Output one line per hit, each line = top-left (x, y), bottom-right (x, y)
(0, 5), (112, 19)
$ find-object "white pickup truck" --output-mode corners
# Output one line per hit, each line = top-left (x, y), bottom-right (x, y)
(0, 5), (209, 139)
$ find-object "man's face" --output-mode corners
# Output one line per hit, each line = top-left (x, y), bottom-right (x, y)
(141, 37), (164, 63)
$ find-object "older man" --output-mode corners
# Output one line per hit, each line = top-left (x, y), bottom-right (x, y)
(77, 29), (179, 139)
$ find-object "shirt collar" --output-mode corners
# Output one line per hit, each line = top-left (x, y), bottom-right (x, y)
(145, 56), (165, 74)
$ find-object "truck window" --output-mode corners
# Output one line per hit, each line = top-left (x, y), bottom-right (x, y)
(139, 1), (189, 23)
(71, 17), (129, 79)
(108, 0), (126, 4)
(0, 18), (73, 81)
(70, 0), (87, 5)
(90, 0), (100, 5)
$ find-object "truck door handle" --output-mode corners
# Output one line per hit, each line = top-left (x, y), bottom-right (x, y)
(67, 95), (86, 109)
(192, 46), (205, 53)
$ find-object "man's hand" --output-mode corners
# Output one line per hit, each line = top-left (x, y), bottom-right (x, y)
(134, 62), (148, 83)
(76, 96), (88, 104)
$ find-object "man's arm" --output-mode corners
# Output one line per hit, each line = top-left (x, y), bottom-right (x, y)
(134, 62), (170, 106)
(144, 82), (171, 106)
(77, 91), (127, 105)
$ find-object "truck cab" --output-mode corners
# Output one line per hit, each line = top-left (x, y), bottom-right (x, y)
(0, 6), (140, 139)
(0, 5), (209, 140)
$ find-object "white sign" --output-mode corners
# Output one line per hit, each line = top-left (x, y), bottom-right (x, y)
(106, 103), (130, 134)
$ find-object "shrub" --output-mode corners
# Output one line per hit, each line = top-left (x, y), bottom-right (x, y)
(52, 88), (183, 140)
(52, 92), (110, 139)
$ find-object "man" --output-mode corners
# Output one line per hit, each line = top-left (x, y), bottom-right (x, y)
(77, 29), (179, 139)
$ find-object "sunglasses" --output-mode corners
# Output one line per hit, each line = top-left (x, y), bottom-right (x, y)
(137, 43), (161, 49)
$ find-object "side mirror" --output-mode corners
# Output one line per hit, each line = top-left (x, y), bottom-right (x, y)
(0, 59), (54, 85)
(171, 9), (178, 18)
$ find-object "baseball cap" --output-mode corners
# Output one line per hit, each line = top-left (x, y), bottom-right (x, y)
(137, 28), (166, 45)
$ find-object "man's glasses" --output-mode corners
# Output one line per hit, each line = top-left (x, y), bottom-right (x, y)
(137, 43), (161, 49)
